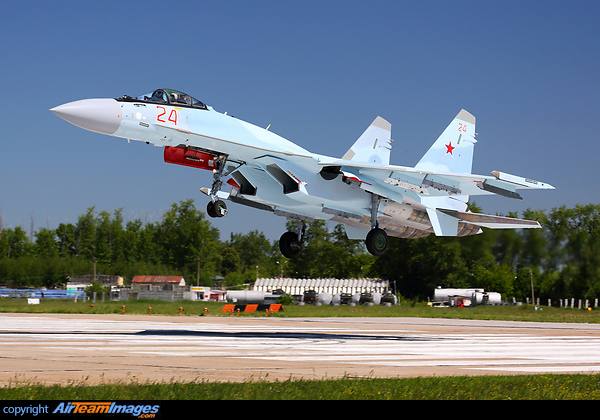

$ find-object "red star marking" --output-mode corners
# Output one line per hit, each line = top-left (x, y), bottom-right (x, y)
(445, 141), (455, 155)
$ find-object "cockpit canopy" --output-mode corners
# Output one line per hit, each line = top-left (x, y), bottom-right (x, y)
(122, 89), (207, 110)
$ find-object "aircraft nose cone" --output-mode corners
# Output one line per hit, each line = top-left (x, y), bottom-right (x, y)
(51, 98), (121, 135)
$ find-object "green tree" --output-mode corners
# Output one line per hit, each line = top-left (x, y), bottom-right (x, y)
(85, 279), (111, 298)
(0, 227), (30, 259)
(33, 228), (59, 258)
(229, 230), (273, 274)
(56, 222), (77, 257)
(370, 235), (471, 299)
(156, 199), (220, 281)
(220, 246), (241, 276)
(545, 204), (600, 299)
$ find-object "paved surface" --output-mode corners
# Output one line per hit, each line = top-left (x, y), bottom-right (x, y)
(2, 313), (600, 384)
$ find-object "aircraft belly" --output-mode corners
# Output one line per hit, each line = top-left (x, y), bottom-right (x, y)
(230, 165), (445, 239)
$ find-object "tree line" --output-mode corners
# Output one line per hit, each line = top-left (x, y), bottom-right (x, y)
(0, 199), (599, 302)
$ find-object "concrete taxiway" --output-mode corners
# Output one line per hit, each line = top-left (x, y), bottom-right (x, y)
(2, 313), (600, 384)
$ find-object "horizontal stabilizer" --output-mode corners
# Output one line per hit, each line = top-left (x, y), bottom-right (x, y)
(438, 208), (541, 229)
(477, 180), (523, 200)
(491, 171), (554, 190)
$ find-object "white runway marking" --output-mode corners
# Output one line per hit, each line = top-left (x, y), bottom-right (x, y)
(2, 314), (600, 383)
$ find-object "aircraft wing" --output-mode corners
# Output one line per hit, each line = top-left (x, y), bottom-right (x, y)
(314, 159), (551, 236)
(318, 159), (554, 201)
(436, 208), (541, 229)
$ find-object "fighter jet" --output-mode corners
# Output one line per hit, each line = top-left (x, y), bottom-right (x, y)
(51, 89), (554, 257)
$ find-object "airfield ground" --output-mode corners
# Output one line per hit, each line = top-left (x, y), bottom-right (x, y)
(2, 312), (600, 385)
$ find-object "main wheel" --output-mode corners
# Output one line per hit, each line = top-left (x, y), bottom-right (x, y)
(366, 227), (388, 256)
(279, 231), (302, 259)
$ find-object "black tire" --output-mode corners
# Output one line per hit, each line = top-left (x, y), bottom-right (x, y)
(214, 200), (227, 217)
(366, 228), (388, 256)
(279, 231), (302, 259)
(206, 201), (218, 218)
(207, 200), (227, 218)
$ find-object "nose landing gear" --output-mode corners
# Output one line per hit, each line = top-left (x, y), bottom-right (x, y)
(207, 200), (227, 218)
(205, 154), (229, 219)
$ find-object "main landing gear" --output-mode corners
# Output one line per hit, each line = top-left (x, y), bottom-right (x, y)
(279, 221), (305, 259)
(278, 193), (390, 259)
(279, 225), (388, 258)
(365, 227), (388, 256)
(278, 220), (388, 259)
(365, 194), (388, 256)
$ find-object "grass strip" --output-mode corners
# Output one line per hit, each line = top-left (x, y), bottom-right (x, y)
(2, 298), (600, 323)
(2, 374), (600, 400)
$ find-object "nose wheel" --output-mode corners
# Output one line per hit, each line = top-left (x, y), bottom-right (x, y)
(207, 200), (227, 218)
(205, 154), (229, 219)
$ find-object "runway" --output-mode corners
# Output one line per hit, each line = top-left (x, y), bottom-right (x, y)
(2, 313), (600, 384)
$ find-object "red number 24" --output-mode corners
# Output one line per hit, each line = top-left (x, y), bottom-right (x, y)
(156, 106), (178, 125)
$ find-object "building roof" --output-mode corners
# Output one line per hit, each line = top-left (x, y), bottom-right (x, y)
(255, 278), (388, 288)
(132, 276), (185, 285)
(68, 275), (123, 285)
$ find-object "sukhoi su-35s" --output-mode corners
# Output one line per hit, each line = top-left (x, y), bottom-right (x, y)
(51, 89), (554, 257)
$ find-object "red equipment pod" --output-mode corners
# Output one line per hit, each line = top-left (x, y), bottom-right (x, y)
(164, 146), (216, 170)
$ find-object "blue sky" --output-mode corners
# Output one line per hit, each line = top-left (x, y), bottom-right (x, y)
(1, 1), (598, 241)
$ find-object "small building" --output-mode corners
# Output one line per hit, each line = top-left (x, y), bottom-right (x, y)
(132, 276), (186, 291)
(66, 275), (124, 294)
(68, 275), (123, 286)
(186, 286), (226, 302)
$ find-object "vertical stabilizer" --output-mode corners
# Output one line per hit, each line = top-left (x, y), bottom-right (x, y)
(342, 116), (392, 165)
(415, 109), (476, 174)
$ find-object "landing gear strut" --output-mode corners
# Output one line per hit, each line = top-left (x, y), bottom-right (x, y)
(279, 221), (305, 259)
(365, 194), (388, 256)
(206, 155), (228, 218)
